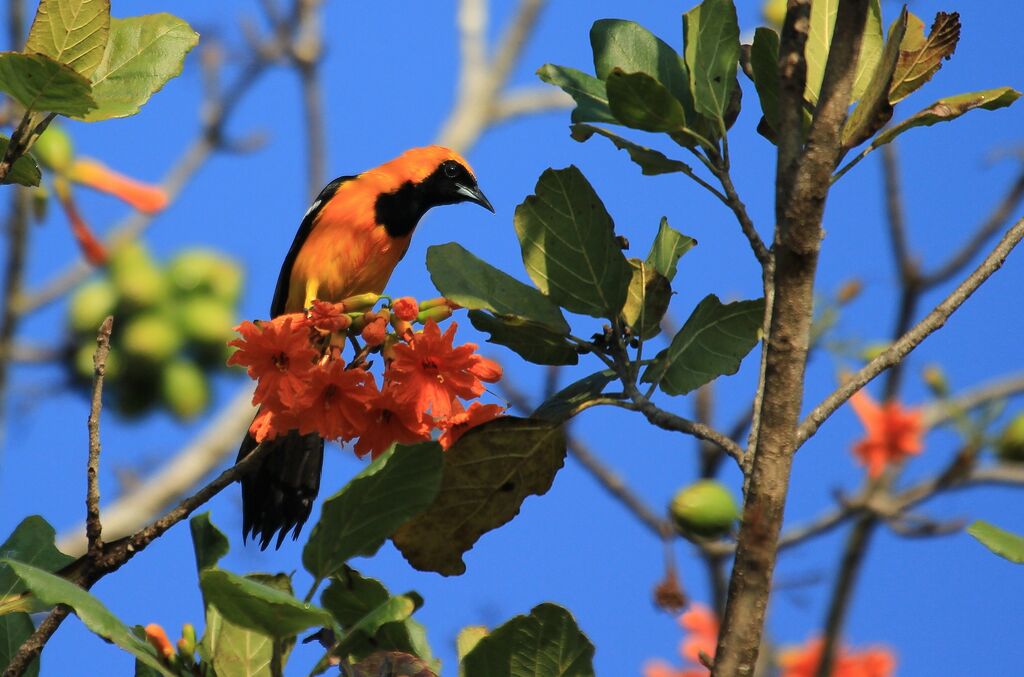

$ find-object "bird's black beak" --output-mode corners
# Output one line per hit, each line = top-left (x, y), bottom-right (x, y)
(455, 182), (495, 213)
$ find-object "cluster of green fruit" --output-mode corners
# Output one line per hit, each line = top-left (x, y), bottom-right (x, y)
(66, 242), (243, 420)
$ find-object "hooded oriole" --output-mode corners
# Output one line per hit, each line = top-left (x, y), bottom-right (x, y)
(238, 146), (493, 549)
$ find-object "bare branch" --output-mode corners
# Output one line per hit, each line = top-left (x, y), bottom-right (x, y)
(491, 87), (572, 123)
(922, 373), (1024, 429)
(86, 317), (113, 561)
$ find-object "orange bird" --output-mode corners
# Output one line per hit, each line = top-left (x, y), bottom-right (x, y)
(238, 146), (493, 549)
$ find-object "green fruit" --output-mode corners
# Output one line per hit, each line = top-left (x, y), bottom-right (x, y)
(68, 279), (117, 335)
(161, 359), (209, 420)
(33, 124), (74, 172)
(122, 313), (183, 363)
(178, 296), (236, 348)
(670, 480), (739, 538)
(168, 249), (243, 303)
(109, 241), (167, 309)
(997, 414), (1024, 463)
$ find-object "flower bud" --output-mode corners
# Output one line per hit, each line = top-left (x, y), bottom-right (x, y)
(392, 296), (419, 321)
(340, 292), (380, 312)
(669, 480), (739, 538)
(179, 623), (196, 656)
(418, 296), (451, 310)
(145, 623), (175, 660)
(836, 278), (864, 305)
(417, 304), (454, 324)
(361, 317), (388, 347)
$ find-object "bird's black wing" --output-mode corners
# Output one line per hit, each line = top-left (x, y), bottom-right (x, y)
(269, 175), (357, 317)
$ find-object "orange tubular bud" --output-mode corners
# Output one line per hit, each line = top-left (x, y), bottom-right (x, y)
(54, 177), (107, 265)
(68, 158), (169, 214)
(144, 623), (175, 660)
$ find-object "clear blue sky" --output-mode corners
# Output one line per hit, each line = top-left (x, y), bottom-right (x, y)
(2, 1), (1023, 674)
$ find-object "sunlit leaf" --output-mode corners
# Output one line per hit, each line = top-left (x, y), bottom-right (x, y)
(189, 512), (229, 573)
(682, 0), (740, 121)
(967, 520), (1024, 564)
(536, 65), (614, 125)
(620, 260), (671, 339)
(0, 52), (95, 115)
(26, 0), (110, 78)
(645, 217), (695, 282)
(803, 0), (836, 105)
(869, 88), (1021, 150)
(201, 570), (332, 639)
(851, 0), (883, 101)
(468, 311), (578, 367)
(199, 602), (274, 677)
(889, 11), (961, 104)
(0, 516), (75, 601)
(842, 8), (908, 150)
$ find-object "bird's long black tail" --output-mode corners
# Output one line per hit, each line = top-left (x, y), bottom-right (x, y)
(238, 420), (324, 550)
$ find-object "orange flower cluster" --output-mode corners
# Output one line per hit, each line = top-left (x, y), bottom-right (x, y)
(228, 296), (505, 458)
(643, 603), (719, 677)
(778, 637), (896, 677)
(849, 390), (924, 478)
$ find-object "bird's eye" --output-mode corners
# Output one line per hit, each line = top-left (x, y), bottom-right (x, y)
(443, 161), (459, 178)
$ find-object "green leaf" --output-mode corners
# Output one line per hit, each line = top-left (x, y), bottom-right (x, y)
(303, 443), (443, 582)
(850, 0), (882, 101)
(461, 603), (595, 677)
(842, 8), (908, 149)
(426, 243), (568, 332)
(749, 27), (781, 141)
(620, 260), (672, 339)
(1, 613), (39, 677)
(868, 88), (1021, 151)
(25, 0), (110, 78)
(590, 19), (692, 107)
(189, 512), (229, 573)
(77, 14), (198, 121)
(513, 166), (632, 319)
(1, 560), (174, 676)
(393, 417), (567, 576)
(0, 52), (95, 115)
(536, 65), (614, 124)
(803, 0), (836, 105)
(0, 136), (41, 186)
(199, 603), (274, 677)
(642, 295), (764, 396)
(0, 516), (75, 601)
(605, 69), (687, 133)
(200, 570), (332, 639)
(682, 0), (740, 121)
(889, 11), (961, 104)
(532, 370), (616, 423)
(331, 594), (421, 660)
(967, 520), (1024, 564)
(645, 217), (695, 282)
(571, 123), (697, 177)
(468, 311), (579, 366)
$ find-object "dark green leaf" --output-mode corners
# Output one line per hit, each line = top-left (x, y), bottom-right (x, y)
(468, 311), (578, 366)
(461, 603), (595, 677)
(605, 69), (686, 133)
(645, 217), (695, 282)
(750, 28), (780, 136)
(1, 613), (39, 677)
(513, 166), (632, 318)
(536, 65), (614, 124)
(303, 443), (443, 581)
(682, 0), (740, 121)
(868, 88), (1021, 150)
(803, 0), (836, 105)
(393, 417), (567, 576)
(26, 0), (110, 78)
(842, 8), (908, 149)
(532, 370), (616, 423)
(571, 123), (696, 177)
(0, 516), (75, 601)
(620, 260), (671, 339)
(77, 14), (198, 121)
(332, 594), (420, 659)
(642, 295), (764, 396)
(426, 243), (568, 332)
(889, 11), (961, 104)
(967, 521), (1024, 564)
(2, 560), (173, 676)
(190, 512), (229, 573)
(0, 52), (95, 115)
(0, 136), (41, 186)
(851, 0), (883, 101)
(200, 570), (332, 639)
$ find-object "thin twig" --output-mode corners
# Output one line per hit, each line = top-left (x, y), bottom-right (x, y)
(85, 317), (113, 562)
(922, 373), (1024, 429)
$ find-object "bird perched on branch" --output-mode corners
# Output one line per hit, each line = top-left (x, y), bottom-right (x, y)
(238, 146), (493, 549)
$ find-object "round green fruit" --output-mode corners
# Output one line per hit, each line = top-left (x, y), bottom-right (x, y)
(122, 313), (183, 363)
(670, 480), (739, 538)
(178, 296), (236, 348)
(168, 249), (243, 303)
(68, 279), (117, 335)
(161, 359), (209, 420)
(33, 124), (74, 172)
(997, 414), (1024, 463)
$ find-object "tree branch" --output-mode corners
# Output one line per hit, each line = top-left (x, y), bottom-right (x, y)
(85, 317), (113, 561)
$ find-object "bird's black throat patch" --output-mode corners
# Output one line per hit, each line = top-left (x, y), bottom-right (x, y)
(375, 164), (470, 238)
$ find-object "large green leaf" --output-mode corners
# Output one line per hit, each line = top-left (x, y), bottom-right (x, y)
(570, 123), (696, 177)
(532, 370), (616, 423)
(426, 243), (568, 332)
(644, 217), (695, 282)
(803, 0), (836, 105)
(189, 512), (229, 573)
(605, 69), (687, 133)
(850, 0), (883, 102)
(1, 612), (39, 677)
(199, 602), (274, 677)
(868, 88), (1021, 151)
(967, 521), (1024, 564)
(0, 52), (95, 115)
(642, 295), (764, 396)
(842, 8), (908, 149)
(468, 311), (579, 366)
(393, 417), (567, 576)
(200, 570), (332, 639)
(77, 14), (198, 121)
(536, 65), (614, 124)
(682, 0), (740, 121)
(513, 166), (632, 318)
(889, 11), (961, 104)
(303, 443), (443, 582)
(0, 136), (41, 186)
(461, 603), (595, 677)
(2, 560), (174, 676)
(25, 0), (110, 78)
(590, 19), (693, 110)
(620, 260), (671, 339)
(0, 516), (75, 601)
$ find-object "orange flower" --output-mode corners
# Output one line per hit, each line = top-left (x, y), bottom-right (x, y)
(642, 603), (718, 677)
(144, 623), (174, 660)
(248, 405), (302, 443)
(849, 390), (923, 478)
(69, 157), (168, 213)
(392, 296), (419, 321)
(309, 299), (351, 332)
(296, 361), (378, 441)
(439, 402), (506, 449)
(361, 316), (388, 346)
(228, 315), (317, 408)
(353, 386), (433, 459)
(388, 320), (502, 420)
(778, 637), (895, 677)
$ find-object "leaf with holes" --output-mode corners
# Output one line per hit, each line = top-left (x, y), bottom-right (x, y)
(392, 417), (567, 576)
(967, 520), (1024, 564)
(645, 217), (695, 283)
(0, 52), (95, 115)
(889, 11), (961, 104)
(468, 311), (578, 367)
(682, 0), (739, 122)
(536, 65), (614, 124)
(26, 0), (110, 78)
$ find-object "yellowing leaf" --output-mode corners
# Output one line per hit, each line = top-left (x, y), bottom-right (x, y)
(26, 0), (110, 78)
(889, 11), (961, 104)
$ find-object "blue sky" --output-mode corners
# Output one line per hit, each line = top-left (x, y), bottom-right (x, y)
(2, 1), (1023, 674)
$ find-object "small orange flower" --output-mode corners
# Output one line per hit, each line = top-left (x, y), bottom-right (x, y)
(778, 637), (895, 677)
(296, 361), (378, 441)
(248, 405), (302, 443)
(849, 390), (923, 478)
(69, 157), (168, 213)
(642, 603), (718, 677)
(439, 402), (506, 449)
(228, 315), (317, 408)
(144, 623), (175, 660)
(392, 296), (419, 321)
(388, 320), (502, 420)
(309, 299), (351, 332)
(361, 316), (388, 347)
(353, 386), (433, 459)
